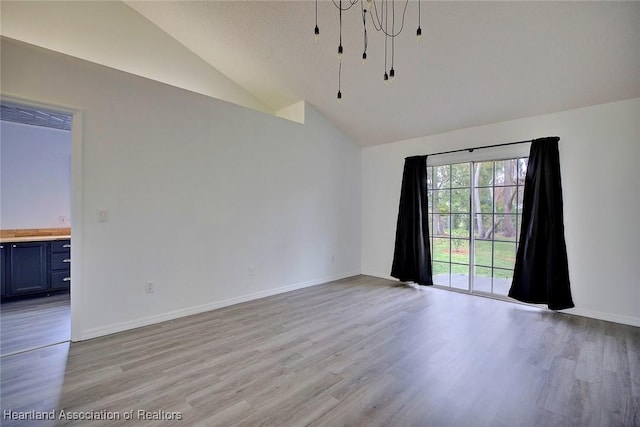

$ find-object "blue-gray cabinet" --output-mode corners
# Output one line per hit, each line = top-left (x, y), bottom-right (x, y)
(1, 239), (70, 300)
(50, 240), (71, 290)
(7, 242), (49, 295)
(0, 244), (6, 297)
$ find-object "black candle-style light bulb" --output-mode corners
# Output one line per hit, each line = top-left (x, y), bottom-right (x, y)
(416, 26), (422, 43)
(338, 44), (343, 59)
(314, 25), (320, 43)
(389, 68), (395, 80)
(337, 90), (342, 103)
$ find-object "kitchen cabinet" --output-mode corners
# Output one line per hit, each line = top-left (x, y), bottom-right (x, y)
(1, 238), (71, 300)
(0, 244), (6, 297)
(7, 242), (48, 295)
(50, 239), (71, 290)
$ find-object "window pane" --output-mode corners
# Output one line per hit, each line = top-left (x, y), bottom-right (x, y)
(451, 163), (470, 188)
(451, 214), (470, 238)
(474, 240), (493, 268)
(517, 158), (528, 183)
(432, 262), (450, 286)
(494, 214), (518, 241)
(435, 165), (450, 189)
(494, 241), (516, 270)
(432, 214), (448, 237)
(440, 215), (451, 236)
(432, 190), (450, 215)
(451, 239), (469, 264)
(515, 186), (525, 214)
(475, 187), (493, 213)
(432, 238), (450, 262)
(495, 159), (518, 187)
(476, 162), (494, 187)
(481, 214), (504, 240)
(494, 186), (517, 214)
(492, 268), (513, 296)
(494, 161), (506, 186)
(474, 213), (493, 239)
(473, 266), (492, 293)
(451, 263), (469, 290)
(451, 189), (470, 213)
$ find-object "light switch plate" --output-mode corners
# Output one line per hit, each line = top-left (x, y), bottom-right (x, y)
(98, 209), (109, 222)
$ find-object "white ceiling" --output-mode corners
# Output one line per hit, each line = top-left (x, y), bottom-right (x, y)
(125, 1), (640, 146)
(10, 1), (638, 147)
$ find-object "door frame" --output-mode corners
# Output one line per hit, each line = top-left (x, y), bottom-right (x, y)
(1, 94), (84, 342)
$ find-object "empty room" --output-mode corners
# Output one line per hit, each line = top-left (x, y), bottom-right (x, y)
(0, 1), (638, 426)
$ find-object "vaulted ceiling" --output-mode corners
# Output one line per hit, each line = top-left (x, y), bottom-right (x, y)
(4, 1), (640, 146)
(126, 1), (640, 146)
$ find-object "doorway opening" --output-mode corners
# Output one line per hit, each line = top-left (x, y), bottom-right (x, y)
(0, 100), (73, 356)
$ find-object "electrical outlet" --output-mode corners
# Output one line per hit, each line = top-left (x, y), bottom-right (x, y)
(248, 266), (255, 276)
(145, 281), (154, 293)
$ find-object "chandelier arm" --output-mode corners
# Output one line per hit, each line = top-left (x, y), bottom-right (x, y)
(331, 0), (359, 12)
(370, 0), (384, 32)
(370, 0), (409, 38)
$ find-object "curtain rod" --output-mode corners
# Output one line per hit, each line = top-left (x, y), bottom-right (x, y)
(427, 138), (536, 157)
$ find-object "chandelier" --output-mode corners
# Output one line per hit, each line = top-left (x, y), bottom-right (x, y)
(314, 0), (422, 102)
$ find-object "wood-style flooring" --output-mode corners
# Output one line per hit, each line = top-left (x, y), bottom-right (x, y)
(1, 276), (638, 426)
(0, 293), (70, 357)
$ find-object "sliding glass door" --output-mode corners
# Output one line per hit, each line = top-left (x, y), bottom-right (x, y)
(427, 158), (527, 296)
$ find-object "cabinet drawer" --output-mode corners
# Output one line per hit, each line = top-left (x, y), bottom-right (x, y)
(51, 271), (71, 290)
(51, 252), (71, 270)
(51, 240), (71, 253)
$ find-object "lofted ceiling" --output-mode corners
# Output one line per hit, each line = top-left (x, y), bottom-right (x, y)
(125, 1), (640, 146)
(4, 1), (640, 147)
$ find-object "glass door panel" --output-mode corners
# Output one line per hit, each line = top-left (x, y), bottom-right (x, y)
(428, 157), (527, 297)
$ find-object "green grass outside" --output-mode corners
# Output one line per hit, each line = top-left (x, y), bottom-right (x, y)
(431, 236), (516, 279)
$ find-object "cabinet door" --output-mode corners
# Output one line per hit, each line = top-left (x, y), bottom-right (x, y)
(0, 244), (6, 297)
(8, 242), (48, 295)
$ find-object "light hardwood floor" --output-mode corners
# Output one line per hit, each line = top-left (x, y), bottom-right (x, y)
(0, 293), (70, 357)
(1, 276), (638, 426)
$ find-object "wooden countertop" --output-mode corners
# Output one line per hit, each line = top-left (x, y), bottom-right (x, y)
(0, 235), (71, 244)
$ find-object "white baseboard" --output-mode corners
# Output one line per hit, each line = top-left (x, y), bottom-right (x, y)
(362, 271), (640, 327)
(566, 307), (640, 327)
(78, 271), (360, 341)
(361, 270), (396, 281)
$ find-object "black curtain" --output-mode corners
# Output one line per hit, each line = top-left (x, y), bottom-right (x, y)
(509, 137), (574, 310)
(391, 155), (433, 286)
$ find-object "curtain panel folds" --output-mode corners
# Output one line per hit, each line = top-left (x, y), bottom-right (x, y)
(391, 155), (433, 286)
(509, 137), (574, 310)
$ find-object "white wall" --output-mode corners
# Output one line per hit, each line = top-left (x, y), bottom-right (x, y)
(0, 1), (270, 114)
(1, 37), (362, 340)
(1, 121), (71, 229)
(362, 98), (640, 326)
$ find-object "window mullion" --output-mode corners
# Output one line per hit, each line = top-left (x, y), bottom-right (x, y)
(469, 161), (475, 293)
